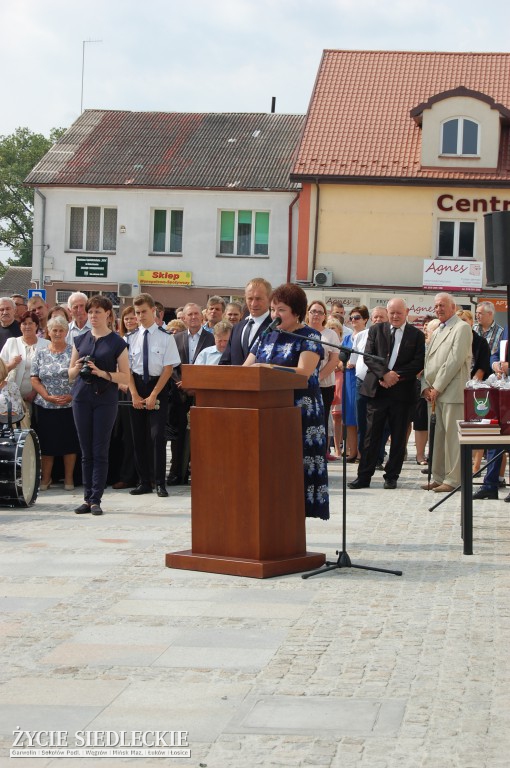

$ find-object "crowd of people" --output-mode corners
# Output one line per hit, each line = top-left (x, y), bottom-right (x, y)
(0, 286), (506, 515)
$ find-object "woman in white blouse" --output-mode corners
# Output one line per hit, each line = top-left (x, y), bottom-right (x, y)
(1, 310), (49, 420)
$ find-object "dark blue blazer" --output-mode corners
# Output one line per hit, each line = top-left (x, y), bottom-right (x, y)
(219, 314), (272, 365)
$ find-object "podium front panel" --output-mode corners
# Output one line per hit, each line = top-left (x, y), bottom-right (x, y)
(189, 405), (305, 560)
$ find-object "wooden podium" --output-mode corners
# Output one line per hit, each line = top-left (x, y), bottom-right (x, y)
(165, 365), (326, 578)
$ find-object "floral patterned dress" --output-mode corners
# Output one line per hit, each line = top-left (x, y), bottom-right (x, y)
(253, 326), (330, 520)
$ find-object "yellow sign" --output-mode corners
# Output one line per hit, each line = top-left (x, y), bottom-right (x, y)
(138, 270), (192, 286)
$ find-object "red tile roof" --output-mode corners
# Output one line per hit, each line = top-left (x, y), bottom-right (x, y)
(26, 111), (305, 192)
(291, 50), (510, 184)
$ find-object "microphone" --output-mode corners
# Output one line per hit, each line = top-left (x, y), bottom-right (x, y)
(261, 316), (282, 337)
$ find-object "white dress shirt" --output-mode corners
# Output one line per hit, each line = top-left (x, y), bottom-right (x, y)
(128, 324), (180, 376)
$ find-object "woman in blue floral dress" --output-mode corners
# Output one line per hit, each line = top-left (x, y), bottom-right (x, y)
(245, 283), (329, 520)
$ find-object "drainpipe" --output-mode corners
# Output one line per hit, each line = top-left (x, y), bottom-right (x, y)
(35, 188), (46, 290)
(287, 192), (300, 282)
(311, 180), (320, 278)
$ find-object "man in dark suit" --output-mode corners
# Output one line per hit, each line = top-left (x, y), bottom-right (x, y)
(220, 277), (272, 365)
(349, 298), (425, 490)
(167, 302), (215, 485)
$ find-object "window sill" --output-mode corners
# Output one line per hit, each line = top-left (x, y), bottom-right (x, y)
(438, 154), (480, 159)
(148, 252), (183, 257)
(65, 250), (116, 255)
(216, 254), (269, 259)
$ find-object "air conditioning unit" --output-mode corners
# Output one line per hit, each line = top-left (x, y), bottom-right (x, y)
(313, 269), (334, 287)
(118, 283), (134, 298)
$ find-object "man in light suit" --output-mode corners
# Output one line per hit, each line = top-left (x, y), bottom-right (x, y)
(422, 293), (472, 492)
(167, 302), (215, 485)
(348, 298), (425, 490)
(220, 277), (272, 365)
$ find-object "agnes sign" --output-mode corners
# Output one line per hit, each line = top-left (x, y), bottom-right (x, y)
(423, 259), (483, 292)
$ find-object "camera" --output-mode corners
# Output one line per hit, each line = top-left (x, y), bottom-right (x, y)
(79, 356), (96, 383)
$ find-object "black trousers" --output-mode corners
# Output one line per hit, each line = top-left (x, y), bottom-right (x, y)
(167, 384), (192, 484)
(130, 375), (168, 486)
(357, 395), (411, 483)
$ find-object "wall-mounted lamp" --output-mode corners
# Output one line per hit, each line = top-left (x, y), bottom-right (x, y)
(119, 225), (127, 234)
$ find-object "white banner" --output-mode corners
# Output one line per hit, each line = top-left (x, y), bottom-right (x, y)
(423, 259), (483, 292)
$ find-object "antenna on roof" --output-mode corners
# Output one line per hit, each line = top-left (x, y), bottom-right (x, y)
(271, 97), (276, 114)
(81, 38), (102, 113)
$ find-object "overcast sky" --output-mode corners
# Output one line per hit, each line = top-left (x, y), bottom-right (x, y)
(2, 0), (510, 139)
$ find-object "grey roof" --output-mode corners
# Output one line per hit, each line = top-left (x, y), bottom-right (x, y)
(25, 110), (305, 192)
(0, 267), (33, 297)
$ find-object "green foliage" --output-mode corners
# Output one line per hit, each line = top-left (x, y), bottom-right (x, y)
(0, 126), (66, 268)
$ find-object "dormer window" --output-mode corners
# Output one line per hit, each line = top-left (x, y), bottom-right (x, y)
(441, 118), (479, 155)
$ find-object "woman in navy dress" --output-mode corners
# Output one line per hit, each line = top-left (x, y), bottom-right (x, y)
(244, 283), (329, 521)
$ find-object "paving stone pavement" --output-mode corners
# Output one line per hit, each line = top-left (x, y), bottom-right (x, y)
(0, 443), (509, 768)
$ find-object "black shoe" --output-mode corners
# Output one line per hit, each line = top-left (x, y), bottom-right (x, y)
(90, 504), (103, 516)
(129, 484), (153, 495)
(375, 463), (385, 471)
(156, 484), (168, 497)
(504, 493), (510, 503)
(472, 488), (498, 500)
(499, 479), (506, 488)
(74, 503), (91, 514)
(384, 479), (397, 489)
(348, 478), (370, 489)
(166, 475), (182, 486)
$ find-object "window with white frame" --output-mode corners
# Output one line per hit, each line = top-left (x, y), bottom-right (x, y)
(438, 220), (475, 259)
(69, 206), (117, 252)
(151, 209), (183, 253)
(441, 118), (479, 156)
(219, 210), (269, 256)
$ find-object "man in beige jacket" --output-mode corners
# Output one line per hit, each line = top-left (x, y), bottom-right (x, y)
(422, 293), (472, 492)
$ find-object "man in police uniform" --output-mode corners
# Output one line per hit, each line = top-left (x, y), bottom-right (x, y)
(128, 293), (181, 497)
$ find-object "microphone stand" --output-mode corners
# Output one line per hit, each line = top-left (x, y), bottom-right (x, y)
(261, 326), (402, 579)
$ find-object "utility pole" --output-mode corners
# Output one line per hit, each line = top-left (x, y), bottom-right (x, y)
(81, 38), (102, 113)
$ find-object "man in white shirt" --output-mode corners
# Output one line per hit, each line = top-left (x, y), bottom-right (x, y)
(220, 278), (272, 364)
(195, 321), (232, 365)
(67, 292), (92, 344)
(128, 293), (181, 497)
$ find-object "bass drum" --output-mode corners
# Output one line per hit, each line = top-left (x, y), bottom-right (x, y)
(0, 428), (41, 507)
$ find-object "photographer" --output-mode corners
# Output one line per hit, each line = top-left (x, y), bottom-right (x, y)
(69, 296), (129, 516)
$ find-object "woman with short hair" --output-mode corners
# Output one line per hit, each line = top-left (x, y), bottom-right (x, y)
(1, 310), (49, 423)
(31, 315), (79, 490)
(244, 283), (329, 520)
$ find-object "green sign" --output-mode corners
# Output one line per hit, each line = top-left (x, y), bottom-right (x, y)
(76, 256), (108, 278)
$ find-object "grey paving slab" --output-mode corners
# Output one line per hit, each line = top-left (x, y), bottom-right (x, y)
(0, 677), (129, 706)
(0, 553), (127, 577)
(0, 705), (102, 738)
(153, 646), (276, 669)
(0, 597), (60, 615)
(226, 695), (406, 736)
(87, 680), (252, 744)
